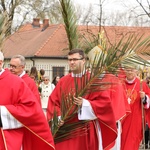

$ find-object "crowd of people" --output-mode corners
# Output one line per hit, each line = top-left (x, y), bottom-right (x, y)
(0, 49), (150, 150)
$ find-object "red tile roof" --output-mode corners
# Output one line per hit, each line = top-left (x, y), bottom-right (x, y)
(3, 24), (69, 58)
(3, 23), (150, 59)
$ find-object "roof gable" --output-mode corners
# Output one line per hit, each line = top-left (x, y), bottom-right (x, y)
(3, 24), (68, 58)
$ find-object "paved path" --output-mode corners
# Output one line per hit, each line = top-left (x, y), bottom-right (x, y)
(139, 144), (149, 150)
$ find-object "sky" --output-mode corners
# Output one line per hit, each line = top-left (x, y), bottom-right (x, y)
(13, 0), (149, 28)
(74, 0), (126, 9)
(71, 0), (149, 26)
(73, 0), (147, 13)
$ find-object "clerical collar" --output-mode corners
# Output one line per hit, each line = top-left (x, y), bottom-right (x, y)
(71, 70), (85, 77)
(0, 68), (5, 75)
(19, 71), (26, 78)
(126, 77), (136, 84)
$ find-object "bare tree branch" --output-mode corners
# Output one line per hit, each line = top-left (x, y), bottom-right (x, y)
(135, 0), (150, 17)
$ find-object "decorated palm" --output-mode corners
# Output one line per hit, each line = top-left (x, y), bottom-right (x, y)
(50, 0), (150, 143)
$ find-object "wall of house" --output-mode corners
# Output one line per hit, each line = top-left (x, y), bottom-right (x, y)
(4, 58), (69, 81)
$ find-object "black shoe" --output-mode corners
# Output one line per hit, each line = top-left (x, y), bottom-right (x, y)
(145, 144), (148, 149)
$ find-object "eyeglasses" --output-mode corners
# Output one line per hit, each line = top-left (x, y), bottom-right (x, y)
(8, 64), (22, 69)
(68, 58), (83, 62)
(44, 79), (49, 81)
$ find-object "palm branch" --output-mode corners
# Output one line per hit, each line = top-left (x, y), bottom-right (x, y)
(50, 33), (150, 143)
(59, 0), (79, 50)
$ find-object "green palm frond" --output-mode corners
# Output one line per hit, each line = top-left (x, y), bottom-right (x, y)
(54, 120), (89, 143)
(50, 88), (90, 143)
(49, 108), (59, 135)
(59, 0), (79, 50)
(79, 31), (100, 53)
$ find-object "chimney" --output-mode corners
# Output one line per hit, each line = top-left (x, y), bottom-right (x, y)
(32, 18), (40, 28)
(41, 19), (49, 31)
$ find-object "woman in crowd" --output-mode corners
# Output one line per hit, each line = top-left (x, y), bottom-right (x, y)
(39, 76), (55, 117)
(30, 66), (38, 81)
(52, 75), (60, 86)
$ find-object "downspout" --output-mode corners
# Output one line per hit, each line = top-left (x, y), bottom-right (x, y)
(30, 58), (35, 66)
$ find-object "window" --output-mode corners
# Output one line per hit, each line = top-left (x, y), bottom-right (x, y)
(52, 67), (65, 79)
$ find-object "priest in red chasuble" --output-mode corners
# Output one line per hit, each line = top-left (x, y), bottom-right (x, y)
(0, 51), (55, 150)
(47, 49), (117, 150)
(120, 65), (150, 150)
(9, 55), (41, 105)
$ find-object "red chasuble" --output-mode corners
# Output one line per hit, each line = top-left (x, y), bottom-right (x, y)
(0, 69), (55, 150)
(121, 77), (150, 150)
(102, 73), (130, 121)
(145, 97), (150, 128)
(21, 73), (41, 105)
(47, 73), (117, 150)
